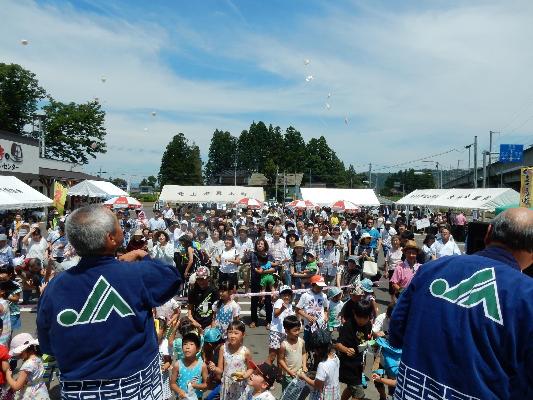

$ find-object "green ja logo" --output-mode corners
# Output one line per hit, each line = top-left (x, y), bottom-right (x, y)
(430, 267), (503, 325)
(57, 276), (135, 327)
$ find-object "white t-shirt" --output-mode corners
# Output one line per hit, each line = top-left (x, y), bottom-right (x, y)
(270, 298), (295, 333)
(235, 237), (254, 259)
(25, 237), (47, 261)
(242, 387), (276, 400)
(155, 297), (180, 321)
(315, 355), (340, 395)
(431, 240), (461, 259)
(296, 290), (329, 329)
(372, 312), (390, 336)
(219, 248), (240, 274)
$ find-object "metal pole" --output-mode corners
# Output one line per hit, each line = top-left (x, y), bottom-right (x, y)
(283, 171), (287, 206)
(467, 146), (471, 187)
(275, 167), (279, 201)
(234, 153), (237, 186)
(482, 151), (487, 188)
(488, 131), (493, 185)
(473, 136), (478, 188)
(368, 163), (372, 187)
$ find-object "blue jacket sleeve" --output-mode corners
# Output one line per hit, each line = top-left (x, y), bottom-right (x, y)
(389, 276), (415, 349)
(36, 287), (53, 355)
(138, 257), (182, 308)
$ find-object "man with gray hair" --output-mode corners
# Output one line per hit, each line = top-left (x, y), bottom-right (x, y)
(389, 208), (533, 400)
(37, 205), (181, 400)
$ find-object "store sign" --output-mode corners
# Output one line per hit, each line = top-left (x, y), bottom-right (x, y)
(0, 139), (40, 174)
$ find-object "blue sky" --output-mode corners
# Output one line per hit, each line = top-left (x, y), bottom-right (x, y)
(2, 0), (533, 182)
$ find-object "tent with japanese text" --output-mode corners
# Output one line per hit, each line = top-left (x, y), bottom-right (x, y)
(159, 186), (265, 203)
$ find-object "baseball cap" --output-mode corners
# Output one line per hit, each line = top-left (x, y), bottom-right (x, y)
(306, 249), (316, 258)
(248, 360), (277, 388)
(279, 285), (293, 295)
(360, 278), (374, 293)
(347, 255), (358, 263)
(195, 266), (210, 279)
(350, 284), (364, 296)
(385, 220), (392, 225)
(309, 275), (327, 287)
(327, 287), (342, 299)
(180, 220), (188, 225)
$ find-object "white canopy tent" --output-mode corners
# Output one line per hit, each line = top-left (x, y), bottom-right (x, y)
(159, 185), (265, 204)
(0, 176), (53, 210)
(67, 180), (128, 199)
(396, 188), (520, 211)
(300, 188), (380, 206)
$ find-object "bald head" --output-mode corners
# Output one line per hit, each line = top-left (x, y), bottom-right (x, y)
(487, 208), (533, 270)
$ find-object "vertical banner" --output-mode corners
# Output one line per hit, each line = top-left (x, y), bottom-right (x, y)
(53, 181), (68, 214)
(520, 167), (533, 208)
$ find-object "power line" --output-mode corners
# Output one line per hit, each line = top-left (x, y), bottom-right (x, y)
(371, 147), (464, 172)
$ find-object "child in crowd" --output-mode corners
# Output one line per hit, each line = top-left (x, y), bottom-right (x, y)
(372, 304), (394, 339)
(204, 327), (224, 400)
(155, 318), (173, 400)
(213, 321), (254, 400)
(0, 281), (13, 347)
(360, 279), (379, 321)
(170, 331), (208, 399)
(170, 316), (204, 361)
(3, 333), (49, 399)
(319, 236), (340, 286)
(212, 281), (241, 339)
(255, 251), (276, 301)
(304, 250), (319, 276)
(335, 300), (373, 400)
(278, 315), (307, 390)
(326, 287), (344, 332)
(298, 329), (340, 400)
(0, 324), (9, 399)
(242, 361), (277, 400)
(296, 275), (329, 346)
(0, 266), (21, 331)
(268, 285), (294, 364)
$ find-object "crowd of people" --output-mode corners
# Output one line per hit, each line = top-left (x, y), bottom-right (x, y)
(0, 202), (529, 400)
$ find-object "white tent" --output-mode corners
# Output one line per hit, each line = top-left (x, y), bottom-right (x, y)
(0, 176), (53, 210)
(159, 185), (265, 203)
(300, 188), (380, 206)
(396, 188), (520, 211)
(67, 180), (128, 199)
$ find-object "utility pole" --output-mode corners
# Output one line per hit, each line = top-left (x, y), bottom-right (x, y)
(283, 171), (287, 206)
(97, 166), (107, 178)
(482, 151), (488, 188)
(473, 136), (478, 188)
(275, 166), (279, 201)
(234, 153), (237, 186)
(488, 131), (499, 188)
(465, 144), (472, 187)
(309, 168), (312, 187)
(368, 163), (372, 187)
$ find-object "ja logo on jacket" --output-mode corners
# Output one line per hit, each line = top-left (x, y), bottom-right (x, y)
(430, 267), (503, 325)
(57, 276), (135, 327)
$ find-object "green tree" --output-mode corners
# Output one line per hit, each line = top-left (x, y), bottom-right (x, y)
(140, 175), (158, 188)
(204, 130), (237, 183)
(304, 136), (346, 186)
(282, 126), (307, 173)
(42, 99), (107, 164)
(345, 164), (364, 188)
(109, 177), (127, 188)
(383, 169), (435, 195)
(0, 63), (46, 134)
(158, 133), (203, 186)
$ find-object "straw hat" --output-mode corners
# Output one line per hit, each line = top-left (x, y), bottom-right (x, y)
(403, 240), (420, 252)
(294, 240), (305, 248)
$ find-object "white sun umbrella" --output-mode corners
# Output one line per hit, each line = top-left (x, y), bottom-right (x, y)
(236, 197), (264, 210)
(103, 196), (142, 209)
(331, 200), (360, 213)
(287, 199), (316, 210)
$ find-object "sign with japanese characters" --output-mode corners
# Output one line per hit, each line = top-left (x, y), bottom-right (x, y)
(0, 138), (40, 174)
(520, 167), (533, 208)
(159, 185), (265, 203)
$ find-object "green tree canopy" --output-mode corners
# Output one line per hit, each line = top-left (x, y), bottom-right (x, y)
(0, 63), (46, 134)
(158, 133), (203, 186)
(42, 99), (107, 164)
(109, 177), (127, 188)
(204, 129), (237, 183)
(383, 168), (435, 195)
(140, 175), (158, 188)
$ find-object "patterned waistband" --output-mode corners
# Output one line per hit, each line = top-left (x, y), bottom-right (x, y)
(60, 354), (163, 400)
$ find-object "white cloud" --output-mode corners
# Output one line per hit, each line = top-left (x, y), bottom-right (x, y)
(1, 0), (533, 179)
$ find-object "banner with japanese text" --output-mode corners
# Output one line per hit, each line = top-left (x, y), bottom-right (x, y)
(520, 167), (533, 208)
